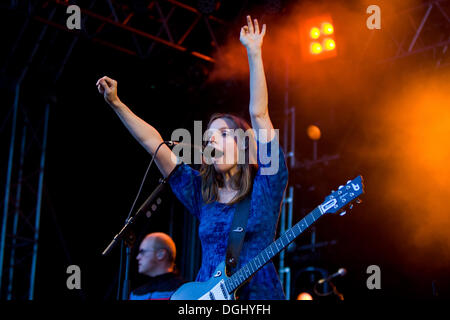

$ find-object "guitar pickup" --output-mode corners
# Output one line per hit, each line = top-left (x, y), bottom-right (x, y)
(220, 282), (229, 300)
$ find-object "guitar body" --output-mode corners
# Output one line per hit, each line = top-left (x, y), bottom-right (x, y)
(171, 262), (235, 300)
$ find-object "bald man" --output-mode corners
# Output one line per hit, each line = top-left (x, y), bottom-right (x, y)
(129, 232), (185, 300)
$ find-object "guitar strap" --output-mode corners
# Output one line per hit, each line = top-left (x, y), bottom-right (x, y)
(225, 195), (251, 276)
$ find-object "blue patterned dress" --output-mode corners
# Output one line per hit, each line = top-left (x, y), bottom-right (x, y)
(168, 138), (288, 300)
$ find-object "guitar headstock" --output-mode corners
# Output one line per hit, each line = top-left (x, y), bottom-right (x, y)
(319, 176), (364, 215)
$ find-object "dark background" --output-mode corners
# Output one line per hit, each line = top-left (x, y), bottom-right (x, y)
(1, 0), (449, 301)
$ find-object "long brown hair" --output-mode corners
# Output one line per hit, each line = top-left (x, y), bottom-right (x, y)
(199, 113), (258, 205)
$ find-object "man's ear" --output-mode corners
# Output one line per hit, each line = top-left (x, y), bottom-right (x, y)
(156, 250), (165, 260)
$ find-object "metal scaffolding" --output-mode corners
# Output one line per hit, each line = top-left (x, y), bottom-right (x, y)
(363, 0), (450, 69)
(1, 0), (226, 300)
(0, 1), (78, 300)
(33, 0), (225, 63)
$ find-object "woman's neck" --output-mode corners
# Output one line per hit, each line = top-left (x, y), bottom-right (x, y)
(221, 165), (239, 191)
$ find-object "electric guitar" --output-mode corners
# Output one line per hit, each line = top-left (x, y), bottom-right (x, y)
(170, 176), (365, 300)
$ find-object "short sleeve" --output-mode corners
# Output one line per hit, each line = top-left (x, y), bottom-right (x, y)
(168, 163), (202, 219)
(254, 136), (289, 207)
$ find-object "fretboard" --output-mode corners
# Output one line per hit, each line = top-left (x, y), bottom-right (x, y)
(225, 206), (323, 293)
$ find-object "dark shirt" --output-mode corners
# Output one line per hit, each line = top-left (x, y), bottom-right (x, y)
(129, 272), (186, 300)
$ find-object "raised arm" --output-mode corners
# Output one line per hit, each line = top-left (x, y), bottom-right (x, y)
(240, 15), (275, 142)
(96, 76), (177, 177)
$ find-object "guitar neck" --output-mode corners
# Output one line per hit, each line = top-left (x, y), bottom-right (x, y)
(225, 206), (323, 293)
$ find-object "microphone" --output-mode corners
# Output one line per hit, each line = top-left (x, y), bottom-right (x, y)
(318, 268), (347, 284)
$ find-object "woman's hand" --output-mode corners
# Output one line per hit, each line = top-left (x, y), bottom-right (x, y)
(96, 76), (120, 106)
(240, 15), (266, 55)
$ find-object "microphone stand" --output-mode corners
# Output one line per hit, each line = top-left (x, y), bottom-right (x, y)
(313, 278), (345, 301)
(329, 281), (344, 301)
(102, 163), (181, 300)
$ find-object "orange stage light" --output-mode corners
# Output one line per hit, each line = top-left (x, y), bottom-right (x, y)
(322, 22), (334, 35)
(297, 292), (313, 300)
(310, 42), (323, 55)
(310, 27), (320, 39)
(299, 14), (337, 62)
(323, 38), (335, 51)
(307, 125), (321, 140)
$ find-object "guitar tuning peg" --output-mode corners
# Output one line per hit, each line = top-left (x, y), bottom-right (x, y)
(347, 180), (352, 184)
(339, 210), (347, 216)
(349, 204), (354, 210)
(338, 185), (344, 189)
(356, 199), (362, 204)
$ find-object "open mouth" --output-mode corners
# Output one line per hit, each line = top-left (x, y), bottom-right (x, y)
(203, 145), (224, 161)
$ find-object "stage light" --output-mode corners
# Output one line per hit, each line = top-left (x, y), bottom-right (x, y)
(323, 38), (335, 51)
(310, 42), (322, 55)
(299, 14), (337, 62)
(297, 292), (313, 300)
(310, 27), (320, 39)
(307, 125), (321, 140)
(322, 22), (334, 35)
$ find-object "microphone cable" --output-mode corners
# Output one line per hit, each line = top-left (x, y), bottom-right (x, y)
(125, 141), (167, 221)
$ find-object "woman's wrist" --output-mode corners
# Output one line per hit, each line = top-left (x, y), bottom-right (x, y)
(247, 47), (262, 58)
(108, 97), (122, 109)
